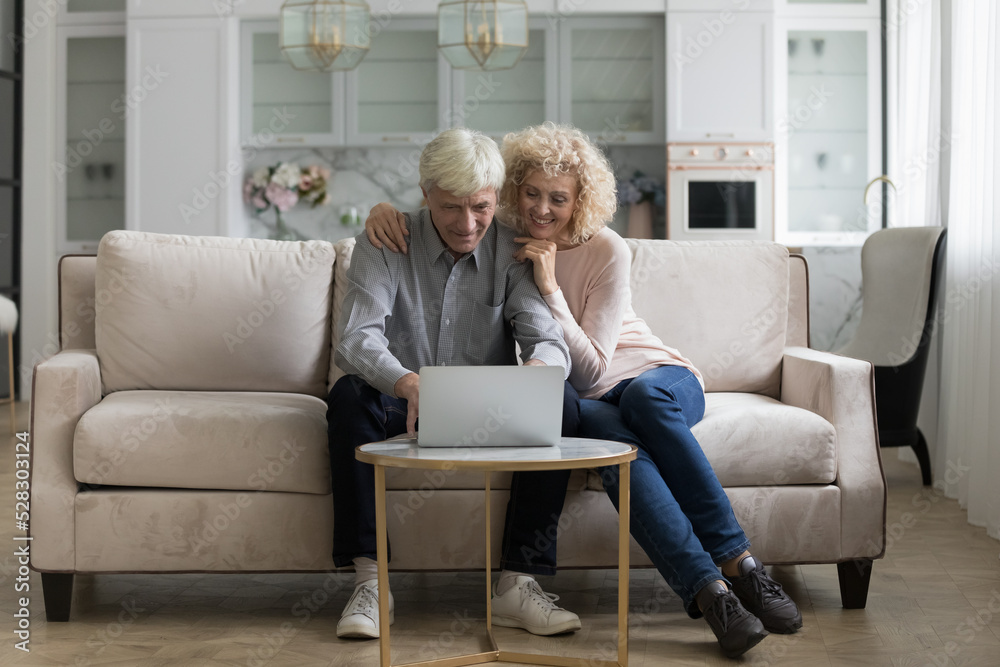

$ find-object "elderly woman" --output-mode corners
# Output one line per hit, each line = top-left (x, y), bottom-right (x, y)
(366, 122), (801, 659)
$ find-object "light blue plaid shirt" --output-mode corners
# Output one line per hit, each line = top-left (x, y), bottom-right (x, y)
(335, 208), (571, 397)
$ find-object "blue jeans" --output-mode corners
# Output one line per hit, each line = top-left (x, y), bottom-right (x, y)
(580, 365), (750, 617)
(328, 374), (580, 576)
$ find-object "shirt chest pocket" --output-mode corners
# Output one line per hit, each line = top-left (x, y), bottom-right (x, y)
(465, 300), (508, 363)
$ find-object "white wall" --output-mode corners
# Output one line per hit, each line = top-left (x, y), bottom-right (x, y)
(20, 1), (60, 396)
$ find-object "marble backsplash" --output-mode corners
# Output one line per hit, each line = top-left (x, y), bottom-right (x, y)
(240, 145), (861, 353)
(240, 144), (668, 243)
(799, 246), (863, 352)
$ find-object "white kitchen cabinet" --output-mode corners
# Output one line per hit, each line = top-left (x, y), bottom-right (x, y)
(127, 0), (226, 18)
(230, 1), (658, 18)
(774, 0), (880, 18)
(667, 1), (772, 9)
(560, 17), (664, 144)
(242, 20), (446, 147)
(450, 19), (558, 141)
(666, 10), (773, 142)
(241, 21), (344, 146)
(773, 17), (882, 245)
(55, 24), (126, 253)
(345, 19), (449, 145)
(126, 18), (238, 236)
(241, 15), (664, 146)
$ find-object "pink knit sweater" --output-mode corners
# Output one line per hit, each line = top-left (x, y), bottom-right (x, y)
(542, 227), (704, 400)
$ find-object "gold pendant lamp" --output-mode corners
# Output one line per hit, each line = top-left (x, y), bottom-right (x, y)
(280, 0), (371, 71)
(438, 0), (529, 71)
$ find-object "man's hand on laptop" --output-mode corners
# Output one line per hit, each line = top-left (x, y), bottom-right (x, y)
(394, 372), (420, 436)
(523, 359), (547, 367)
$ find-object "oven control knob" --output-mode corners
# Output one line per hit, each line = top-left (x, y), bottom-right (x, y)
(689, 148), (699, 157)
(745, 148), (755, 157)
(715, 147), (729, 160)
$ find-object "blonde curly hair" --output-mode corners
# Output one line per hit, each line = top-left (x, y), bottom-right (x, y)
(498, 123), (617, 245)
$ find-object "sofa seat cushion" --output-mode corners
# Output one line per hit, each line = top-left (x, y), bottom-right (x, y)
(74, 391), (330, 494)
(693, 393), (838, 486)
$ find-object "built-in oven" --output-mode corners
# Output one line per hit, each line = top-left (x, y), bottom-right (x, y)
(666, 143), (774, 241)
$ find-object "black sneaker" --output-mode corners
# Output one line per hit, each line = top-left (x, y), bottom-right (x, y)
(729, 555), (803, 634)
(695, 581), (769, 659)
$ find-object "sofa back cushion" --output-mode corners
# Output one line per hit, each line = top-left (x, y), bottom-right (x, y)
(96, 231), (335, 398)
(328, 237), (356, 390)
(625, 240), (789, 397)
(326, 237), (790, 397)
(59, 255), (98, 350)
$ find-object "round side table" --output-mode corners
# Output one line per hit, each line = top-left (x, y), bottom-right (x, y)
(356, 437), (637, 667)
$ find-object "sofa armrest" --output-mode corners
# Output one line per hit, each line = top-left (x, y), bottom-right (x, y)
(29, 350), (102, 571)
(780, 346), (885, 561)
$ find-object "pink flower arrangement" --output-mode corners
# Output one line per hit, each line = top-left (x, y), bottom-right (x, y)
(243, 162), (332, 215)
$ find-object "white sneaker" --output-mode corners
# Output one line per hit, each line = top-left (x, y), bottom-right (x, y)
(336, 581), (394, 639)
(491, 575), (581, 636)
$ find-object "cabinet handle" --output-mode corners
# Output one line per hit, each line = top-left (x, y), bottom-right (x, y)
(863, 175), (897, 205)
(382, 136), (412, 142)
(705, 133), (735, 138)
(689, 149), (699, 157)
(276, 137), (305, 143)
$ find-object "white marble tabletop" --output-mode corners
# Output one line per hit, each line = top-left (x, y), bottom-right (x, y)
(356, 437), (636, 471)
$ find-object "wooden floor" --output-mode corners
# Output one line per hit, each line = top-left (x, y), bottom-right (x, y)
(3, 401), (999, 666)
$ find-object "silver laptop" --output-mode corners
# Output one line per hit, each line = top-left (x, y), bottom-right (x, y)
(417, 365), (564, 447)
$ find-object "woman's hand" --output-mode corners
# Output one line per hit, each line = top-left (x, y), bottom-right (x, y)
(513, 237), (559, 296)
(365, 202), (409, 254)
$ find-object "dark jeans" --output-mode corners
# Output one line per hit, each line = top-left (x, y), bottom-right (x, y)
(582, 365), (750, 618)
(328, 374), (580, 576)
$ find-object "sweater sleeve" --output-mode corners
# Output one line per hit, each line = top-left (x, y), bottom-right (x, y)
(543, 237), (632, 393)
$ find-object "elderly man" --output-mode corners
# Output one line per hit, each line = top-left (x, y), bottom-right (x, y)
(328, 128), (581, 639)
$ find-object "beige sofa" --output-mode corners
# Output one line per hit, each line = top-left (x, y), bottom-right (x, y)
(30, 230), (886, 621)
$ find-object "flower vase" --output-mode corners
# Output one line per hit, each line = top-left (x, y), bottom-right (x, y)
(627, 201), (653, 239)
(270, 210), (297, 241)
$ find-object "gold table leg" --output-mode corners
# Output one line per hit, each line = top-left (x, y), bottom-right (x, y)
(618, 461), (630, 666)
(495, 462), (631, 667)
(375, 464), (391, 667)
(374, 460), (632, 667)
(485, 472), (497, 653)
(5, 334), (14, 435)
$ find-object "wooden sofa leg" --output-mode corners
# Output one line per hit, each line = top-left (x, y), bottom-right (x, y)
(913, 429), (934, 487)
(837, 559), (873, 609)
(41, 573), (74, 621)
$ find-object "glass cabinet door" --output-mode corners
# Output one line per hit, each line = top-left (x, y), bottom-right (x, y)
(454, 23), (555, 137)
(59, 28), (126, 250)
(242, 22), (341, 145)
(561, 18), (664, 144)
(775, 19), (881, 245)
(346, 20), (443, 144)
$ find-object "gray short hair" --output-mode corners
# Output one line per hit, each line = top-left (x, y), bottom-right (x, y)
(419, 128), (505, 197)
